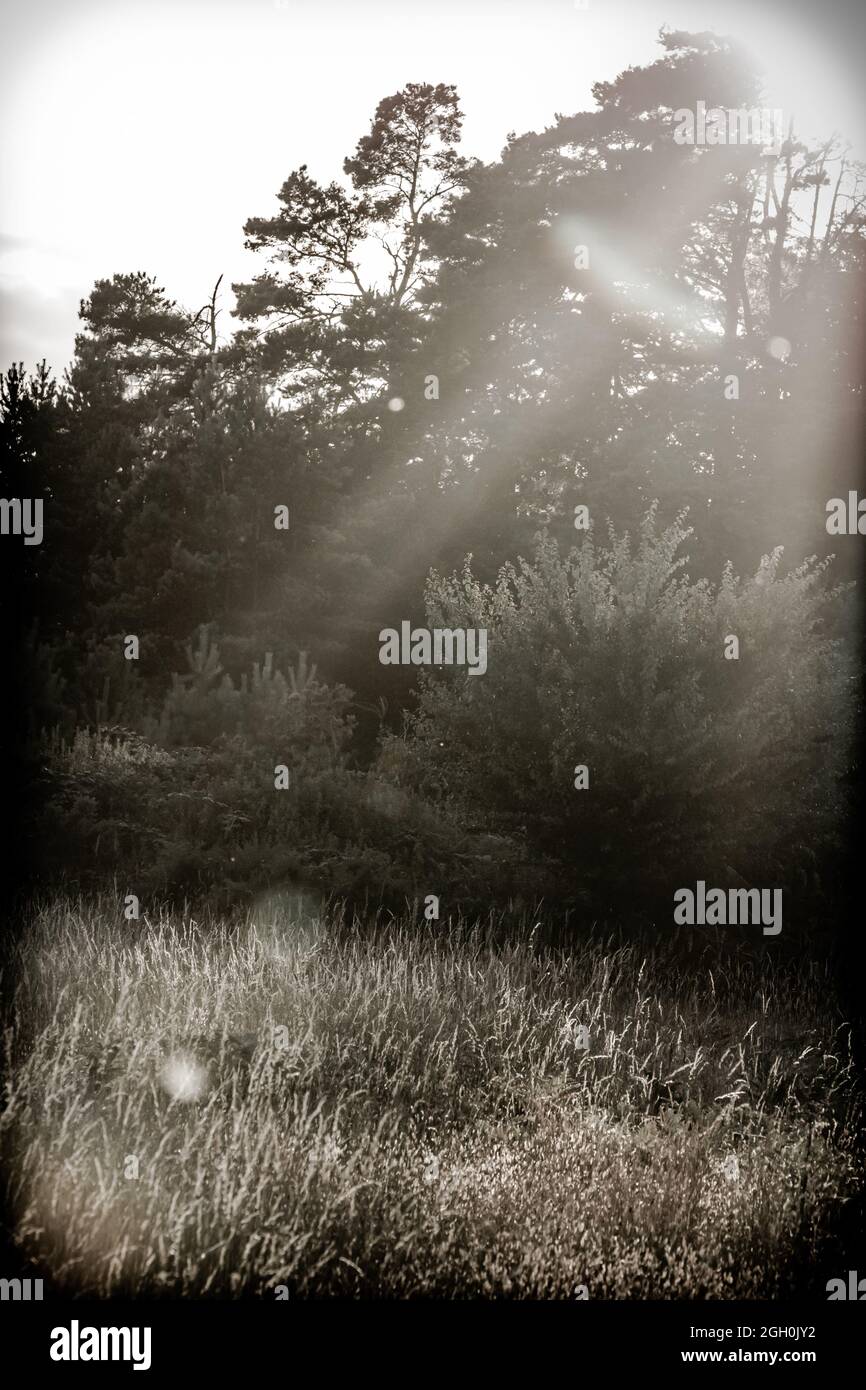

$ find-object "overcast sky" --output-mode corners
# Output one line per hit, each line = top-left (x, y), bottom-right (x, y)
(2, 0), (864, 375)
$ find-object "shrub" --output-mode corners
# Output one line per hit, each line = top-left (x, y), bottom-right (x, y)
(149, 627), (355, 769)
(29, 720), (472, 910)
(28, 633), (359, 903)
(408, 506), (857, 911)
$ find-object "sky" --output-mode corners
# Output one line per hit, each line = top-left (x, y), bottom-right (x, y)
(1, 0), (864, 375)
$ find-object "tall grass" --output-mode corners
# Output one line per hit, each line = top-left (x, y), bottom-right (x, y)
(1, 893), (862, 1298)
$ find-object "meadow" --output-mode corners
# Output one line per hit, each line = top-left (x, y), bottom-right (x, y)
(1, 893), (862, 1299)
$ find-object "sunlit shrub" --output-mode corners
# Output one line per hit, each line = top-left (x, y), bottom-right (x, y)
(409, 506), (856, 906)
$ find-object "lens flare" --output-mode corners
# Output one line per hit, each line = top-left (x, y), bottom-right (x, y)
(158, 1055), (208, 1103)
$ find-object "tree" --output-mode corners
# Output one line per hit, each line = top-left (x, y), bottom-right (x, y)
(73, 271), (225, 404)
(98, 364), (317, 684)
(407, 30), (865, 580)
(233, 82), (470, 407)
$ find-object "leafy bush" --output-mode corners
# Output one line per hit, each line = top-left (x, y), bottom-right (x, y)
(149, 628), (355, 768)
(28, 632), (360, 903)
(29, 716), (474, 910)
(408, 507), (857, 910)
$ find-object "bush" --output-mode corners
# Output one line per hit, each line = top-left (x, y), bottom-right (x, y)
(148, 628), (355, 768)
(28, 633), (360, 903)
(408, 506), (857, 912)
(29, 719), (473, 910)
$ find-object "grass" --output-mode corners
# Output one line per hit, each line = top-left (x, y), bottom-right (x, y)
(1, 890), (862, 1299)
